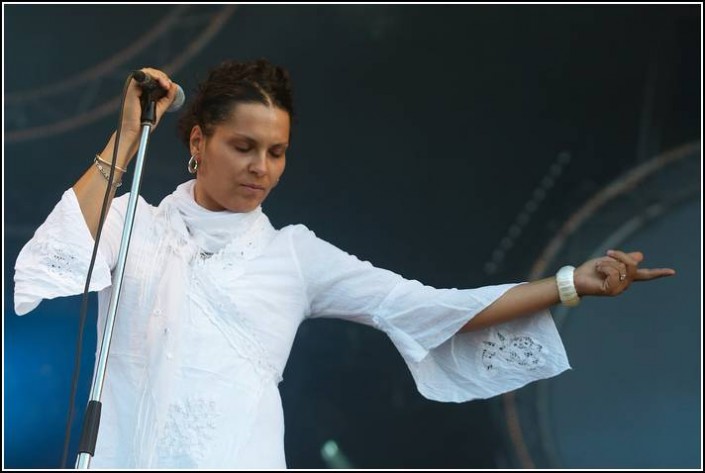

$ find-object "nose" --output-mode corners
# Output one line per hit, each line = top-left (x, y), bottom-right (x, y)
(248, 152), (267, 177)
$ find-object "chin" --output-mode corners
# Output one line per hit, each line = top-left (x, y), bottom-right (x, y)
(226, 200), (262, 213)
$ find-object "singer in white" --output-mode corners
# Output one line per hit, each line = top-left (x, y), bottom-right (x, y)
(14, 59), (676, 468)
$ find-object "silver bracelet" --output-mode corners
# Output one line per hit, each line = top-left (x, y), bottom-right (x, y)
(94, 156), (122, 187)
(95, 153), (127, 173)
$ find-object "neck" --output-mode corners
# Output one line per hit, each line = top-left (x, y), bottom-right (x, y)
(193, 180), (227, 212)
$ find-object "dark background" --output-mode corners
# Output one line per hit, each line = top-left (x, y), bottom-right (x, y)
(4, 4), (701, 469)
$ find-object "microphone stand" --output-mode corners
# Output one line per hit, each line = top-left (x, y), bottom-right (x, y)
(75, 88), (160, 469)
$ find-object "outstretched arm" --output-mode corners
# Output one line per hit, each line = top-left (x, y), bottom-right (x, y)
(460, 250), (676, 333)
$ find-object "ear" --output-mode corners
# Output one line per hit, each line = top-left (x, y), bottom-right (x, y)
(189, 125), (204, 155)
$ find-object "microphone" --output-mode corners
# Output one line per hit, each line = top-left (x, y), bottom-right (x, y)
(131, 70), (185, 112)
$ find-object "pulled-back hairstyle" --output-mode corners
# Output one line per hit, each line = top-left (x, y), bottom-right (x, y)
(177, 58), (294, 150)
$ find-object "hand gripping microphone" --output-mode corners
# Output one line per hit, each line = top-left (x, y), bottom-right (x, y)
(131, 70), (185, 112)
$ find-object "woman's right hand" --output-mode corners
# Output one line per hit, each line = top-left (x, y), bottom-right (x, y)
(117, 67), (179, 163)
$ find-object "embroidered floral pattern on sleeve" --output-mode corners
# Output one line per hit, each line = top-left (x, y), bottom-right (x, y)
(32, 239), (84, 281)
(480, 330), (546, 375)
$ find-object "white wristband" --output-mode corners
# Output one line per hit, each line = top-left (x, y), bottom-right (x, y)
(556, 265), (580, 307)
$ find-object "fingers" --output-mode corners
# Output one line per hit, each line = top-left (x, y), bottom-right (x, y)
(137, 67), (172, 90)
(606, 249), (637, 271)
(597, 256), (626, 280)
(155, 82), (177, 117)
(635, 267), (677, 281)
(128, 68), (171, 103)
(595, 258), (622, 294)
(581, 250), (675, 298)
(133, 67), (177, 125)
(606, 249), (641, 284)
(607, 249), (676, 283)
(627, 251), (644, 263)
(596, 256), (623, 273)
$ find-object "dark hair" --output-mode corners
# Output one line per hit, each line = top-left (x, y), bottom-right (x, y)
(177, 58), (295, 150)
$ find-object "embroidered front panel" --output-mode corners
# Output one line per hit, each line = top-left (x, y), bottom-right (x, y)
(157, 397), (219, 462)
(187, 217), (284, 381)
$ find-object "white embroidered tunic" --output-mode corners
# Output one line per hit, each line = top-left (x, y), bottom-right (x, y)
(14, 180), (570, 468)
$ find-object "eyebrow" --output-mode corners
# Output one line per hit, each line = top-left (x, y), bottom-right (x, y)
(231, 133), (288, 147)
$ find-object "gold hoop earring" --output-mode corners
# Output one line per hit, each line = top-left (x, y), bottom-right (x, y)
(188, 155), (199, 174)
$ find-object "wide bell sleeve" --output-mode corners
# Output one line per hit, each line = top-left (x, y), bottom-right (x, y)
(14, 188), (128, 316)
(289, 224), (571, 402)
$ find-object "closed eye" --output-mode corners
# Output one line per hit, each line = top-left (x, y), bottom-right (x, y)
(270, 145), (287, 158)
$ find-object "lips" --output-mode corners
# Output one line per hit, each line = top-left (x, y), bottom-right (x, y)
(241, 183), (265, 191)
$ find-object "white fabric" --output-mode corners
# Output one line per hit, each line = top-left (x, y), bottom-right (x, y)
(14, 180), (571, 468)
(164, 180), (263, 255)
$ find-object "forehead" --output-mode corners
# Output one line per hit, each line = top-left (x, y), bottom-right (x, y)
(215, 102), (290, 144)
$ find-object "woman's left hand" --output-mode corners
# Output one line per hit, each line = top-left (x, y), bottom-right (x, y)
(573, 250), (676, 297)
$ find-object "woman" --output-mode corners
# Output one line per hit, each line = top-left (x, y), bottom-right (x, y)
(14, 59), (675, 468)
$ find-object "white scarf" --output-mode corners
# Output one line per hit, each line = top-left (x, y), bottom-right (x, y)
(161, 179), (264, 255)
